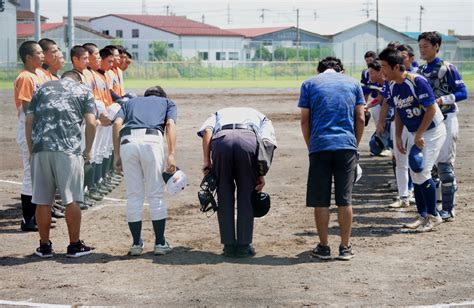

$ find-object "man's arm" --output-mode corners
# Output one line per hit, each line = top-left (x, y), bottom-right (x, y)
(354, 104), (365, 146)
(201, 128), (212, 174)
(22, 101), (30, 114)
(376, 101), (390, 136)
(83, 113), (97, 162)
(394, 110), (406, 154)
(165, 119), (177, 174)
(112, 117), (123, 172)
(300, 108), (311, 150)
(25, 114), (34, 156)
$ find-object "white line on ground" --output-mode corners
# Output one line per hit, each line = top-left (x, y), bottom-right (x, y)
(0, 299), (70, 307)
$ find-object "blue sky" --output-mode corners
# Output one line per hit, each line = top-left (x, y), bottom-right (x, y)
(31, 0), (474, 35)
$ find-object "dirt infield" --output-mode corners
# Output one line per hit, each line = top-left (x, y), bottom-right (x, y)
(0, 88), (473, 306)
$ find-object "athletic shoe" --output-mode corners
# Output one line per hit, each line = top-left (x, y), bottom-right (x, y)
(403, 215), (427, 229)
(99, 183), (113, 193)
(389, 197), (410, 208)
(96, 187), (109, 195)
(235, 244), (256, 258)
(336, 244), (354, 261)
(66, 240), (95, 258)
(87, 191), (104, 202)
(51, 217), (57, 223)
(51, 208), (65, 219)
(78, 202), (90, 210)
(222, 244), (236, 257)
(439, 209), (455, 222)
(83, 196), (96, 207)
(311, 244), (331, 260)
(35, 240), (53, 258)
(20, 218), (37, 232)
(154, 241), (172, 255)
(129, 240), (144, 256)
(53, 202), (66, 212)
(380, 149), (392, 157)
(417, 214), (443, 232)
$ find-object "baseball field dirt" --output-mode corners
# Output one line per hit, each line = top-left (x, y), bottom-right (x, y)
(0, 88), (473, 306)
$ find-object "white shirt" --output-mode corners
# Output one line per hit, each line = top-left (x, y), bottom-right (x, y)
(197, 107), (277, 146)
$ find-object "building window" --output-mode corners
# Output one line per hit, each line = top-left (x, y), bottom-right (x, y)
(229, 52), (239, 60)
(132, 52), (139, 61)
(263, 40), (272, 46)
(102, 30), (109, 35)
(168, 43), (174, 48)
(132, 29), (139, 38)
(246, 52), (251, 60)
(149, 52), (154, 61)
(198, 52), (208, 61)
(132, 44), (139, 49)
(149, 43), (153, 49)
(116, 30), (123, 38)
(216, 52), (226, 61)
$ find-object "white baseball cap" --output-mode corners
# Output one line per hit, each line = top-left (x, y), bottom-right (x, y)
(162, 168), (188, 195)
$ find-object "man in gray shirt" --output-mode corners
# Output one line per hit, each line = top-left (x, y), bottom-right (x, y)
(25, 70), (97, 258)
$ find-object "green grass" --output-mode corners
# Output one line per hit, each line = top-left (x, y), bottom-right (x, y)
(1, 74), (473, 90)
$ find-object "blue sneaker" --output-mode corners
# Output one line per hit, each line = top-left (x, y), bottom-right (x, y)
(439, 210), (455, 222)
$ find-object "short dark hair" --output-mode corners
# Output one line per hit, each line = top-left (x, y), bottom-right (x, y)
(82, 43), (98, 55)
(364, 51), (376, 59)
(38, 38), (57, 52)
(104, 45), (118, 52)
(144, 86), (167, 98)
(367, 59), (381, 71)
(115, 45), (126, 54)
(99, 47), (114, 59)
(418, 31), (442, 51)
(317, 56), (344, 73)
(378, 48), (405, 71)
(125, 51), (132, 59)
(387, 41), (402, 49)
(397, 44), (415, 57)
(61, 70), (82, 82)
(70, 45), (88, 62)
(19, 41), (39, 63)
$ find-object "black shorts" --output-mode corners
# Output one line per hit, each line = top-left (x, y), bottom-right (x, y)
(306, 150), (357, 207)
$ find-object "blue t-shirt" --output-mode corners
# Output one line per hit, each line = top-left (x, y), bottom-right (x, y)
(388, 73), (443, 133)
(116, 96), (177, 131)
(298, 71), (365, 153)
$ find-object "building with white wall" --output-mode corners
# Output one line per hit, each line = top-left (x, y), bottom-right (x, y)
(0, 0), (19, 66)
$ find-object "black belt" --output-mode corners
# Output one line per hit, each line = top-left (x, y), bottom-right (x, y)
(221, 124), (254, 132)
(120, 127), (162, 138)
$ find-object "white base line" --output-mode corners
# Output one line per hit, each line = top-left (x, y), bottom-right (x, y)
(0, 179), (133, 204)
(0, 299), (70, 307)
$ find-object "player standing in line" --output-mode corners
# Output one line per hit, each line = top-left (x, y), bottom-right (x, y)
(104, 45), (124, 99)
(417, 31), (468, 222)
(14, 41), (45, 231)
(49, 48), (65, 80)
(379, 48), (446, 232)
(37, 38), (59, 82)
(120, 51), (133, 72)
(361, 51), (377, 101)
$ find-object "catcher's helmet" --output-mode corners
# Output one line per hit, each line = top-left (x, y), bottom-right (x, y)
(252, 191), (271, 218)
(162, 167), (188, 195)
(409, 145), (424, 173)
(198, 172), (218, 213)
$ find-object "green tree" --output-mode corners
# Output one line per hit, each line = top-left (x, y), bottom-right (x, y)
(253, 46), (272, 61)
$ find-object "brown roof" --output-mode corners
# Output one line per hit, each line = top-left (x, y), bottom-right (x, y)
(17, 10), (48, 21)
(90, 14), (243, 37)
(17, 22), (114, 39)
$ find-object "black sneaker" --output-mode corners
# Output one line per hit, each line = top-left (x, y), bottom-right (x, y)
(20, 218), (38, 232)
(235, 244), (256, 258)
(222, 244), (236, 257)
(336, 244), (354, 261)
(66, 240), (95, 258)
(51, 208), (65, 219)
(311, 244), (331, 260)
(35, 240), (53, 258)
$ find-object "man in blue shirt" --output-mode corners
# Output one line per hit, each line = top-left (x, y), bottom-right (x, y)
(379, 48), (446, 232)
(417, 31), (468, 221)
(299, 57), (365, 260)
(112, 86), (178, 256)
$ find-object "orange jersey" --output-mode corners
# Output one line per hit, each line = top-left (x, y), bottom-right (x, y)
(91, 70), (113, 107)
(82, 69), (96, 93)
(14, 70), (43, 115)
(108, 68), (125, 97)
(36, 66), (54, 82)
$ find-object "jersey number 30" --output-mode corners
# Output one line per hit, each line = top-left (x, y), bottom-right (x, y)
(405, 107), (422, 118)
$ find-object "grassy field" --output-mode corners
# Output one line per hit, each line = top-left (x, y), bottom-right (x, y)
(1, 74), (473, 90)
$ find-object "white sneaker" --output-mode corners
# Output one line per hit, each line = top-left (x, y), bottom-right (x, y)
(129, 241), (144, 256)
(403, 215), (426, 229)
(154, 241), (172, 255)
(417, 214), (442, 232)
(389, 197), (410, 208)
(380, 149), (392, 157)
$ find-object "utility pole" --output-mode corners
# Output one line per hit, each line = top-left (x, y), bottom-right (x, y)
(419, 6), (425, 32)
(313, 10), (317, 21)
(34, 0), (40, 41)
(405, 16), (410, 32)
(164, 5), (170, 16)
(259, 8), (268, 23)
(67, 0), (74, 48)
(375, 0), (379, 53)
(142, 0), (147, 15)
(227, 4), (230, 24)
(296, 8), (300, 59)
(362, 0), (372, 19)
(202, 14), (205, 23)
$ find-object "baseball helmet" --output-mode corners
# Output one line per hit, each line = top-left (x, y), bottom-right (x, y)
(369, 133), (385, 155)
(354, 164), (362, 183)
(198, 172), (218, 213)
(409, 145), (424, 173)
(162, 167), (188, 195)
(252, 191), (271, 218)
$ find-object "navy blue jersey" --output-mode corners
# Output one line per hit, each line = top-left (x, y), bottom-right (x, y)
(380, 80), (395, 121)
(388, 73), (444, 133)
(360, 69), (371, 95)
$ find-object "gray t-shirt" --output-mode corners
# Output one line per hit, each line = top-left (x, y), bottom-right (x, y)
(27, 78), (96, 155)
